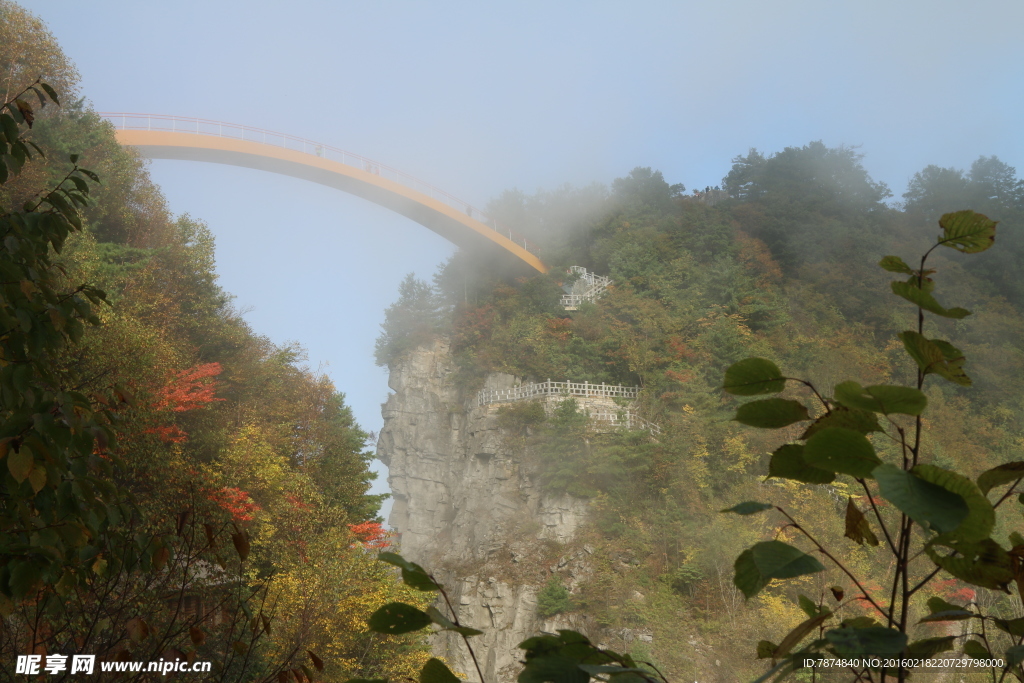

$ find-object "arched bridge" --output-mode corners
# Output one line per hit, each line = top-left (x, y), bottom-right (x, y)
(101, 114), (547, 274)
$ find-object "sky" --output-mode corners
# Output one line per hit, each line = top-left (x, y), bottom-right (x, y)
(19, 0), (1024, 515)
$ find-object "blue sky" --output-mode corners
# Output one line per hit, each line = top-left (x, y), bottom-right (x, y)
(21, 0), (1024, 512)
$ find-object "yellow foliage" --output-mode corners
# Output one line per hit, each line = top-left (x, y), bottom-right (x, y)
(755, 592), (806, 634)
(724, 434), (758, 474)
(263, 533), (431, 682)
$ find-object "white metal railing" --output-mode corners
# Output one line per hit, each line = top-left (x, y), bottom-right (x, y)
(561, 266), (612, 309)
(478, 380), (661, 437)
(477, 380), (639, 406)
(588, 410), (662, 436)
(100, 112), (541, 256)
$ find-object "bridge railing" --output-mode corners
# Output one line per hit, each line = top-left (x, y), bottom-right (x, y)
(100, 113), (541, 256)
(476, 380), (660, 437)
(477, 380), (640, 406)
(588, 410), (662, 437)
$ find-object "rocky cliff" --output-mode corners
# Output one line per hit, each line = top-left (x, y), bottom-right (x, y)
(376, 339), (594, 682)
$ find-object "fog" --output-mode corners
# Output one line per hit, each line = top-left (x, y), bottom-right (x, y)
(23, 0), (1024, 512)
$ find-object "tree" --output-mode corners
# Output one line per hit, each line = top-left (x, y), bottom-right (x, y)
(904, 156), (1024, 305)
(611, 167), (684, 214)
(904, 156), (1023, 222)
(721, 210), (1024, 681)
(374, 274), (444, 367)
(722, 142), (892, 270)
(0, 78), (136, 604)
(536, 576), (572, 618)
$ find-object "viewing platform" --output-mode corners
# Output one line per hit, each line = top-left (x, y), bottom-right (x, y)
(477, 379), (638, 406)
(476, 379), (660, 437)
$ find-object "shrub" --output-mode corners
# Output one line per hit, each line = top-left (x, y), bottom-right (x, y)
(537, 576), (572, 618)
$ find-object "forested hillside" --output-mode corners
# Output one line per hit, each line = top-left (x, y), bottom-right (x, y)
(6, 1), (1024, 680)
(0, 3), (430, 680)
(377, 143), (1024, 677)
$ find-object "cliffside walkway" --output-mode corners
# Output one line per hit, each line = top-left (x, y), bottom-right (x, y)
(561, 266), (612, 310)
(476, 380), (661, 436)
(101, 113), (547, 274)
(477, 379), (638, 405)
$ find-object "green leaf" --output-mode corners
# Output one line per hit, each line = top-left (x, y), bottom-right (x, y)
(804, 428), (880, 478)
(834, 381), (928, 416)
(0, 113), (19, 143)
(723, 358), (786, 396)
(768, 444), (835, 484)
(844, 498), (879, 547)
(425, 606), (483, 636)
(898, 331), (971, 386)
(938, 210), (997, 253)
(963, 640), (990, 659)
(879, 255), (915, 274)
(378, 551), (441, 590)
(721, 501), (774, 515)
(825, 626), (907, 656)
(734, 398), (809, 429)
(907, 636), (955, 657)
(924, 596), (973, 619)
(367, 602), (432, 634)
(54, 569), (76, 596)
(519, 655), (589, 683)
(914, 464), (994, 542)
(774, 613), (830, 659)
(919, 610), (974, 623)
(874, 464), (968, 534)
(231, 531), (250, 562)
(420, 658), (460, 683)
(926, 538), (1014, 592)
(750, 660), (796, 683)
(126, 616), (150, 643)
(797, 594), (818, 619)
(756, 640), (777, 659)
(9, 559), (43, 597)
(977, 462), (1024, 495)
(994, 617), (1024, 637)
(27, 466), (46, 494)
(7, 447), (33, 483)
(1007, 644), (1024, 668)
(891, 280), (971, 319)
(802, 407), (880, 439)
(400, 568), (440, 590)
(39, 83), (59, 106)
(733, 541), (825, 599)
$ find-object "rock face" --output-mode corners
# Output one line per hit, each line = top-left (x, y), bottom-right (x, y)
(377, 339), (592, 682)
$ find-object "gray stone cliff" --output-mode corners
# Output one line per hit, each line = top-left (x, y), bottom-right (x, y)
(376, 339), (592, 682)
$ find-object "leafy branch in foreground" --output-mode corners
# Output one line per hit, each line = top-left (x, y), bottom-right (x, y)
(723, 210), (1024, 682)
(351, 552), (669, 683)
(0, 78), (142, 607)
